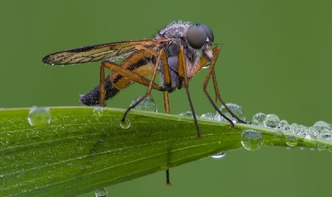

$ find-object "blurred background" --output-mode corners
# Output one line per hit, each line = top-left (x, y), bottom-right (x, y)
(1, 0), (332, 196)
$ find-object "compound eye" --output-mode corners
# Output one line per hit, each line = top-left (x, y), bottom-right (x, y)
(200, 24), (214, 42)
(186, 23), (214, 49)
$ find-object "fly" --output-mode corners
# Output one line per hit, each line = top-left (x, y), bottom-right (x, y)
(42, 20), (247, 185)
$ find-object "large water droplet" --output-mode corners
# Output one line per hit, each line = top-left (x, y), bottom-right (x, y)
(28, 106), (51, 127)
(241, 130), (264, 151)
(131, 95), (157, 112)
(211, 152), (227, 159)
(215, 103), (246, 123)
(263, 114), (280, 128)
(313, 121), (331, 130)
(120, 118), (131, 129)
(95, 188), (108, 197)
(252, 112), (266, 126)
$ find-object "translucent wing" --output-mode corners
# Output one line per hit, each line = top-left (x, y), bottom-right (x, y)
(42, 39), (170, 65)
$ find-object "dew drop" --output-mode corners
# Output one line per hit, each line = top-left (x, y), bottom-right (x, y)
(120, 119), (131, 129)
(290, 123), (302, 135)
(303, 132), (317, 146)
(179, 111), (193, 117)
(285, 135), (298, 147)
(278, 120), (292, 135)
(28, 106), (51, 127)
(263, 114), (280, 128)
(313, 121), (331, 130)
(278, 120), (289, 130)
(131, 95), (157, 112)
(211, 152), (227, 159)
(202, 63), (210, 69)
(297, 125), (308, 137)
(273, 130), (284, 144)
(241, 130), (264, 151)
(215, 103), (246, 123)
(95, 188), (108, 197)
(252, 112), (266, 126)
(200, 112), (214, 120)
(318, 128), (332, 140)
(317, 143), (327, 151)
(328, 146), (332, 153)
(93, 107), (103, 117)
(308, 126), (319, 137)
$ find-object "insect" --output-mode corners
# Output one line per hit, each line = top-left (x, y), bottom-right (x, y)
(42, 20), (246, 185)
(42, 20), (245, 133)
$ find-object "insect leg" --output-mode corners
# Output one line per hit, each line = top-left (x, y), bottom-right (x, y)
(99, 53), (163, 107)
(178, 45), (201, 138)
(164, 91), (171, 186)
(120, 49), (166, 123)
(202, 46), (246, 125)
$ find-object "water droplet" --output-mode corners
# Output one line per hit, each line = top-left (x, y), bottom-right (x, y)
(252, 113), (266, 125)
(285, 135), (298, 147)
(131, 95), (157, 112)
(290, 123), (302, 135)
(328, 146), (332, 153)
(308, 126), (319, 137)
(120, 118), (131, 129)
(93, 107), (103, 117)
(297, 125), (308, 137)
(179, 111), (193, 116)
(202, 63), (210, 69)
(241, 130), (264, 151)
(215, 103), (246, 123)
(317, 143), (327, 151)
(278, 120), (292, 134)
(313, 121), (331, 130)
(200, 112), (214, 120)
(278, 120), (289, 128)
(211, 152), (227, 159)
(263, 114), (280, 128)
(318, 128), (332, 140)
(28, 106), (51, 127)
(273, 130), (284, 144)
(303, 131), (317, 146)
(95, 188), (108, 197)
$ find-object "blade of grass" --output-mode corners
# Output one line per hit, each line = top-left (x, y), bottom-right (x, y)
(0, 107), (326, 196)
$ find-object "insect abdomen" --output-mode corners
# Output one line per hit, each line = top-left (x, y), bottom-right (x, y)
(80, 77), (119, 106)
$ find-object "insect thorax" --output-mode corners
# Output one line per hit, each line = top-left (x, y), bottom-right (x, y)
(155, 21), (192, 40)
(155, 21), (201, 90)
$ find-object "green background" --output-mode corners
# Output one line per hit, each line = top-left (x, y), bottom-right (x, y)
(1, 0), (332, 196)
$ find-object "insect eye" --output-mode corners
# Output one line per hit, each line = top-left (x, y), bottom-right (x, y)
(186, 23), (214, 49)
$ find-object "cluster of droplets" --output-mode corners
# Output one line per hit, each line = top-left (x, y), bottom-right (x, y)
(251, 112), (332, 151)
(181, 103), (332, 154)
(180, 103), (246, 123)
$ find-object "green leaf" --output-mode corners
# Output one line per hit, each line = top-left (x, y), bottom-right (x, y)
(0, 107), (328, 196)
